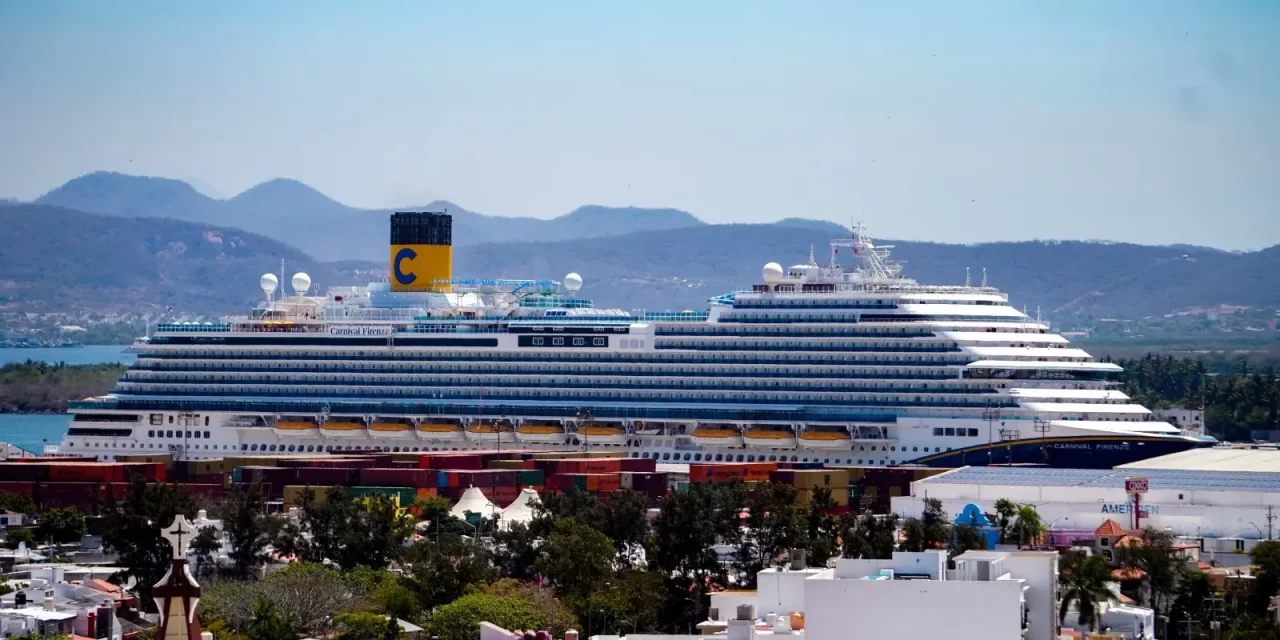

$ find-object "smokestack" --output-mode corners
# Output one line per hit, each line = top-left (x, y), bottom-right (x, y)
(390, 212), (453, 292)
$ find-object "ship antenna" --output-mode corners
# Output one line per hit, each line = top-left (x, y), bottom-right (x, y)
(981, 267), (988, 288)
(965, 267), (971, 288)
(809, 244), (817, 267)
(280, 258), (285, 302)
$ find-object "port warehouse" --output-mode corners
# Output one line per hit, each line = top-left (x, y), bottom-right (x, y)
(892, 448), (1280, 549)
(0, 450), (948, 515)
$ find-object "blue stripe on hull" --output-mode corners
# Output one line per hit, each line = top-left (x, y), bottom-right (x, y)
(909, 436), (1213, 469)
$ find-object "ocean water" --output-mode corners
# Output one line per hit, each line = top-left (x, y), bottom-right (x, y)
(0, 414), (71, 453)
(0, 345), (135, 366)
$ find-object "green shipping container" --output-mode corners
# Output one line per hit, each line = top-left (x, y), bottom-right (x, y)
(347, 486), (415, 506)
(516, 470), (545, 486)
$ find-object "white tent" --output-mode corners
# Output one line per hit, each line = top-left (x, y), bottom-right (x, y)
(500, 488), (542, 530)
(450, 486), (499, 521)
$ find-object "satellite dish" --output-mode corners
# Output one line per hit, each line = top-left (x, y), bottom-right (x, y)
(291, 272), (311, 295)
(260, 273), (279, 298)
(762, 262), (784, 284)
(563, 272), (583, 293)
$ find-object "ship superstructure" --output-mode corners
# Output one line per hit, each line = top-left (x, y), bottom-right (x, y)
(57, 216), (1214, 468)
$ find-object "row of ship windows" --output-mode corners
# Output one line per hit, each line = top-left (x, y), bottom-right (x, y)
(124, 373), (1000, 392)
(135, 350), (974, 363)
(74, 442), (951, 465)
(113, 384), (1020, 407)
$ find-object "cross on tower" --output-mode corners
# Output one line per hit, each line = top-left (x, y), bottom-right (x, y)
(162, 515), (196, 560)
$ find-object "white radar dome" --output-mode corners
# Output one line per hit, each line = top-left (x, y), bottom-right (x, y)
(291, 272), (312, 295)
(260, 273), (279, 296)
(762, 262), (784, 284)
(563, 272), (583, 293)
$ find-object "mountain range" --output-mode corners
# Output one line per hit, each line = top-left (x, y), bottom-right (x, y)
(34, 172), (705, 261)
(6, 171), (1280, 320)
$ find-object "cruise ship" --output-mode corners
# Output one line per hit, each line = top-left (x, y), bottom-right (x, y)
(57, 213), (1214, 468)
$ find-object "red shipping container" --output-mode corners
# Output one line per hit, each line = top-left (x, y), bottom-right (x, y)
(420, 453), (484, 470)
(359, 468), (435, 488)
(0, 481), (35, 496)
(295, 467), (356, 486)
(580, 459), (622, 474)
(619, 458), (656, 473)
(0, 463), (49, 482)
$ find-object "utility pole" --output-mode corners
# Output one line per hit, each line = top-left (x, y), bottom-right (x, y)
(1268, 505), (1275, 540)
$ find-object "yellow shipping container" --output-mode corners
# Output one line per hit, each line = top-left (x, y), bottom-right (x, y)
(795, 487), (850, 507)
(789, 469), (850, 490)
(283, 485), (345, 507)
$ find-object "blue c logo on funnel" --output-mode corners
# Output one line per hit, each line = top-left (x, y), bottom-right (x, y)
(394, 247), (417, 285)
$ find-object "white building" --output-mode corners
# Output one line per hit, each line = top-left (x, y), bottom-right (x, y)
(804, 550), (1061, 640)
(893, 463), (1280, 546)
(1154, 407), (1204, 434)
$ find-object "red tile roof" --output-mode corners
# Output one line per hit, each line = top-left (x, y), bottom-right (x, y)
(1095, 519), (1128, 537)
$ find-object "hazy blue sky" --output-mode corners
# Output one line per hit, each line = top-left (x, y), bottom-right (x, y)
(1, 1), (1277, 249)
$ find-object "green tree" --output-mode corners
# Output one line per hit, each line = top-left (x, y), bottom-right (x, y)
(335, 612), (387, 640)
(576, 570), (665, 637)
(949, 524), (987, 557)
(537, 518), (616, 600)
(1248, 540), (1280, 615)
(5, 526), (36, 549)
(100, 476), (196, 611)
(36, 506), (87, 544)
(899, 498), (949, 553)
(734, 482), (804, 587)
(1013, 505), (1044, 549)
(492, 521), (540, 581)
(1058, 551), (1116, 631)
(1116, 527), (1181, 614)
(189, 526), (221, 577)
(220, 483), (272, 579)
(415, 495), (472, 539)
(0, 491), (37, 515)
(841, 511), (898, 559)
(482, 579), (579, 637)
(425, 594), (546, 640)
(603, 488), (651, 562)
(993, 498), (1018, 545)
(803, 488), (841, 567)
(264, 562), (360, 636)
(403, 535), (498, 610)
(347, 567), (420, 621)
(536, 488), (606, 534)
(283, 489), (414, 571)
(651, 482), (742, 629)
(247, 599), (298, 640)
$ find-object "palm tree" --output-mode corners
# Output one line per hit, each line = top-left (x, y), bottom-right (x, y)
(994, 499), (1018, 545)
(1013, 505), (1044, 549)
(1059, 552), (1116, 632)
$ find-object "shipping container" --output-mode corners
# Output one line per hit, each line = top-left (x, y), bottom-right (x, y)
(283, 485), (346, 507)
(294, 467), (357, 486)
(358, 467), (436, 489)
(0, 463), (49, 482)
(0, 480), (35, 497)
(348, 486), (416, 506)
(515, 469), (544, 487)
(619, 458), (657, 473)
(689, 462), (777, 483)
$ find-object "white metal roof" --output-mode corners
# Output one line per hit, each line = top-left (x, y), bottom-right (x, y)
(962, 346), (1092, 359)
(1118, 448), (1280, 473)
(0, 608), (77, 621)
(1008, 388), (1130, 400)
(938, 331), (1068, 344)
(1022, 402), (1152, 414)
(966, 360), (1122, 372)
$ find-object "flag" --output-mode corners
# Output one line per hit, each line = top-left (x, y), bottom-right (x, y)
(167, 305), (173, 312)
(853, 247), (859, 254)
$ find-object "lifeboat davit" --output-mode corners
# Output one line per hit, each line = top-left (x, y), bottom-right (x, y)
(321, 419), (366, 438)
(798, 428), (853, 449)
(466, 421), (515, 443)
(743, 426), (797, 448)
(577, 423), (628, 445)
(515, 423), (567, 444)
(691, 426), (743, 447)
(273, 418), (320, 438)
(416, 422), (465, 441)
(369, 420), (415, 439)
